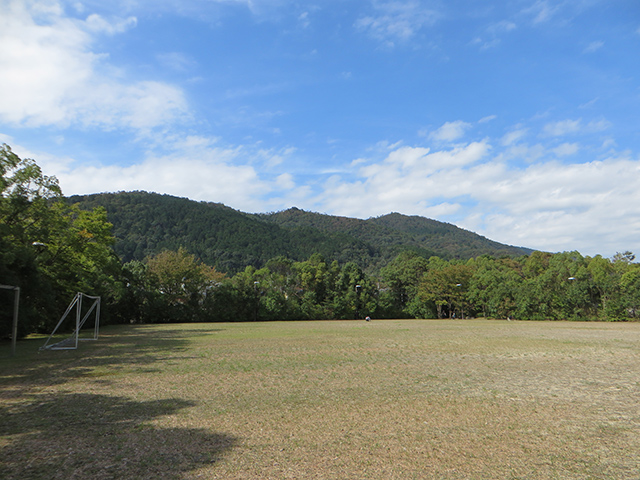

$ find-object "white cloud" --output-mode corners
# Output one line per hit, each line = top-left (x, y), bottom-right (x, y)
(490, 20), (517, 33)
(479, 115), (497, 124)
(0, 1), (188, 130)
(276, 173), (295, 189)
(157, 52), (196, 72)
(543, 119), (582, 137)
(303, 138), (640, 256)
(583, 40), (604, 53)
(423, 142), (490, 169)
(585, 118), (612, 133)
(501, 128), (528, 146)
(316, 141), (490, 218)
(542, 118), (611, 137)
(472, 20), (517, 50)
(355, 1), (440, 45)
(523, 0), (559, 24)
(298, 11), (310, 28)
(505, 143), (545, 163)
(552, 142), (579, 157)
(471, 37), (501, 50)
(468, 156), (640, 254)
(8, 131), (318, 216)
(32, 137), (286, 213)
(429, 121), (472, 142)
(579, 97), (599, 109)
(85, 13), (137, 34)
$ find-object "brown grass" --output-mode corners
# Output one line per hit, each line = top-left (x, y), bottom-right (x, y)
(2, 319), (640, 479)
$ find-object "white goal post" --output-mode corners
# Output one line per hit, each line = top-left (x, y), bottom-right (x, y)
(40, 292), (101, 351)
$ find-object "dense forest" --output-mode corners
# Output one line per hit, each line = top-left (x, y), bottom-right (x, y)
(2, 144), (640, 342)
(68, 191), (532, 274)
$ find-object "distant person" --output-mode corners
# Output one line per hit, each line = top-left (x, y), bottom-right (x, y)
(365, 316), (371, 322)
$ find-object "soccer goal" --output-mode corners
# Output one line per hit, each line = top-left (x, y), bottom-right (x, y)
(40, 292), (101, 351)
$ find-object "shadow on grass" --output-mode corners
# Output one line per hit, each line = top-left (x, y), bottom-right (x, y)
(0, 393), (238, 479)
(0, 325), (225, 395)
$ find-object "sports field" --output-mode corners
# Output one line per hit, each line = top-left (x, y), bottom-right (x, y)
(2, 319), (640, 479)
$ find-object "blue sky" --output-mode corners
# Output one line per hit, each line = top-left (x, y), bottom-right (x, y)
(1, 0), (639, 257)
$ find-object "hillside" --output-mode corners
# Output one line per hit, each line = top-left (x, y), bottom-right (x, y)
(260, 208), (531, 261)
(68, 191), (533, 274)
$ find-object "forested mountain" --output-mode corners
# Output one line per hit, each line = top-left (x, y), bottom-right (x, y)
(68, 191), (532, 273)
(260, 208), (531, 262)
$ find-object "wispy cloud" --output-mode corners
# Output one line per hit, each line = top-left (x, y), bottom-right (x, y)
(354, 1), (441, 46)
(501, 128), (528, 146)
(552, 142), (579, 157)
(157, 52), (196, 72)
(85, 13), (137, 34)
(523, 0), (560, 24)
(479, 115), (497, 124)
(543, 118), (611, 137)
(543, 119), (582, 137)
(471, 20), (517, 50)
(298, 11), (311, 29)
(428, 121), (472, 142)
(583, 40), (604, 53)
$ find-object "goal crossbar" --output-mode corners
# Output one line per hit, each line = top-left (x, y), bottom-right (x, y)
(40, 292), (101, 351)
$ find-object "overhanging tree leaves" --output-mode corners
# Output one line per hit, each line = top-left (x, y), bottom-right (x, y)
(1, 144), (119, 336)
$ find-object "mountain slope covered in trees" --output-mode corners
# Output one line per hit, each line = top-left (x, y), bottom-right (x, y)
(69, 191), (532, 273)
(260, 207), (531, 262)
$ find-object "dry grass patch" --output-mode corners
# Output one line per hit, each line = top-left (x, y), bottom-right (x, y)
(2, 320), (640, 478)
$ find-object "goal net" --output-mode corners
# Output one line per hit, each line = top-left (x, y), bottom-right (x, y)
(40, 293), (101, 351)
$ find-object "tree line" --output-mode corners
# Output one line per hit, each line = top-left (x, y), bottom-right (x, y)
(2, 144), (639, 340)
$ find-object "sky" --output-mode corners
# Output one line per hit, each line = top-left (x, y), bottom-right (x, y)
(1, 0), (639, 257)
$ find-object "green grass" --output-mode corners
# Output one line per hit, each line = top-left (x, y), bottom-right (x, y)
(2, 319), (640, 479)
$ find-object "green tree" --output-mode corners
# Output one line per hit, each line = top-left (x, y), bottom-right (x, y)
(258, 256), (300, 320)
(587, 255), (623, 321)
(145, 248), (226, 322)
(1, 144), (61, 336)
(417, 261), (473, 319)
(467, 256), (522, 319)
(293, 253), (334, 319)
(379, 251), (430, 318)
(330, 262), (376, 319)
(620, 262), (640, 319)
(516, 252), (555, 320)
(1, 144), (119, 335)
(230, 266), (263, 321)
(541, 252), (591, 320)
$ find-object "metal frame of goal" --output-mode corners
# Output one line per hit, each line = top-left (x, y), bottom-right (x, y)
(40, 292), (101, 351)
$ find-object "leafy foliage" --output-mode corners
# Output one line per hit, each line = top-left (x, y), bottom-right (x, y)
(0, 145), (119, 337)
(70, 192), (532, 275)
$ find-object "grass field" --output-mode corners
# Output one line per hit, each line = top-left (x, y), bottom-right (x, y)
(2, 319), (640, 479)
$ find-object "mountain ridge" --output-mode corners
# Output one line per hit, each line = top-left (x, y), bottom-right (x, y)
(68, 191), (534, 274)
